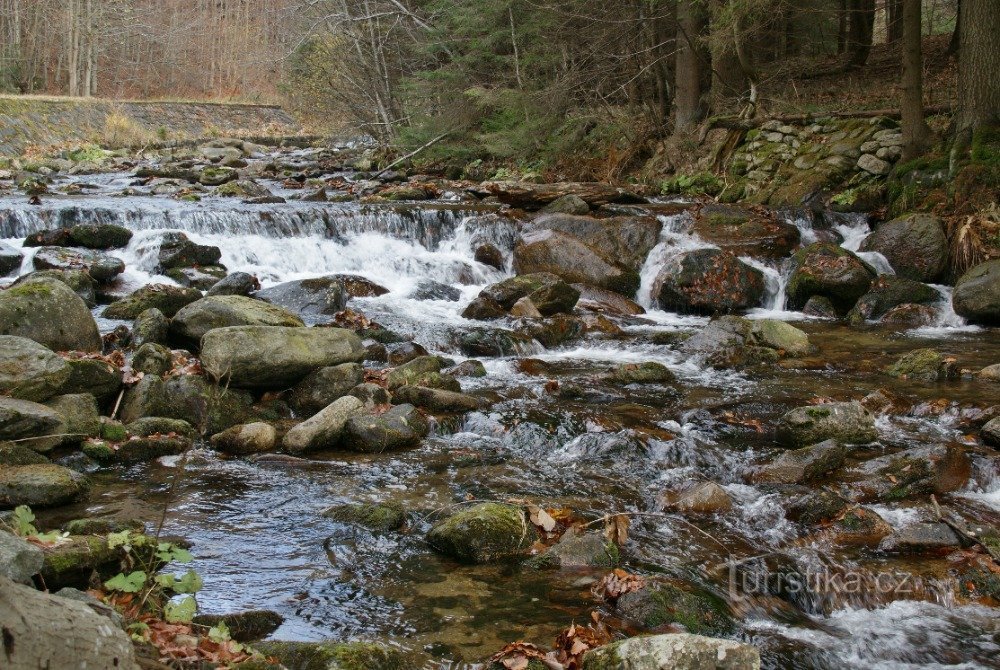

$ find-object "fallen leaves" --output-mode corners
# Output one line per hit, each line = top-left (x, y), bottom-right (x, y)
(487, 641), (551, 670)
(553, 615), (611, 670)
(595, 569), (647, 602)
(603, 514), (630, 546)
(528, 504), (557, 533)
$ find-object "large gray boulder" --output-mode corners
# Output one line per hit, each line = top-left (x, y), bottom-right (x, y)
(0, 463), (88, 507)
(786, 243), (875, 313)
(0, 575), (140, 670)
(0, 530), (44, 584)
(255, 276), (347, 316)
(777, 401), (877, 447)
(0, 336), (71, 401)
(118, 373), (253, 435)
(513, 229), (640, 296)
(283, 396), (365, 453)
(0, 241), (23, 275)
(952, 260), (1000, 326)
(0, 277), (102, 352)
(860, 213), (948, 282)
(526, 213), (662, 270)
(342, 404), (429, 453)
(582, 633), (760, 670)
(654, 248), (766, 315)
(32, 246), (125, 283)
(288, 363), (365, 415)
(0, 398), (65, 451)
(102, 283), (202, 320)
(170, 295), (304, 345)
(200, 326), (364, 389)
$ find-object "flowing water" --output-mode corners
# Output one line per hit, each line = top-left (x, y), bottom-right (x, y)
(3, 151), (999, 669)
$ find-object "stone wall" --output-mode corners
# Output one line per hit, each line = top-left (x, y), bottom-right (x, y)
(0, 96), (300, 156)
(724, 116), (905, 207)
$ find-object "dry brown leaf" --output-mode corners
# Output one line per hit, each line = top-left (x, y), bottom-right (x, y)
(528, 504), (557, 533)
(603, 514), (629, 546)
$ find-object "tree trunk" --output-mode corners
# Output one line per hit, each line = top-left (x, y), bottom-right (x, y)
(946, 0), (961, 56)
(886, 0), (904, 44)
(675, 0), (707, 133)
(838, 0), (848, 54)
(900, 0), (931, 161)
(846, 0), (875, 69)
(955, 0), (1000, 133)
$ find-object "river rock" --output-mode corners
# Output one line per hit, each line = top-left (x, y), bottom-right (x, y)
(879, 522), (960, 553)
(252, 641), (405, 670)
(200, 326), (364, 389)
(977, 363), (1000, 383)
(391, 385), (482, 412)
(156, 231), (222, 270)
(171, 295), (304, 345)
(786, 243), (875, 313)
(119, 373), (254, 434)
(0, 530), (43, 584)
(103, 283), (202, 319)
(211, 422), (278, 455)
(132, 342), (173, 375)
(458, 328), (537, 357)
(885, 348), (959, 381)
(669, 481), (733, 513)
(256, 276), (347, 316)
(349, 383), (392, 408)
(84, 434), (192, 464)
(16, 269), (96, 307)
(526, 213), (662, 270)
(427, 502), (535, 563)
(0, 397), (64, 449)
(514, 229), (640, 296)
(654, 248), (766, 315)
(342, 403), (429, 453)
(283, 396), (365, 453)
(751, 440), (848, 484)
(25, 224), (132, 250)
(749, 319), (811, 356)
(528, 527), (620, 569)
(386, 355), (444, 389)
(461, 295), (506, 320)
(802, 295), (838, 318)
(777, 401), (876, 447)
(540, 194), (590, 215)
(615, 580), (733, 636)
(860, 213), (948, 282)
(826, 506), (893, 546)
(573, 283), (645, 316)
(32, 246), (125, 283)
(191, 610), (284, 643)
(386, 342), (428, 366)
(132, 307), (170, 347)
(610, 361), (675, 384)
(407, 279), (458, 301)
(289, 363), (365, 415)
(0, 277), (102, 351)
(0, 335), (71, 401)
(44, 393), (100, 444)
(449, 359), (487, 377)
(854, 443), (971, 500)
(60, 357), (121, 403)
(165, 265), (227, 290)
(476, 272), (580, 316)
(0, 441), (49, 466)
(692, 204), (801, 258)
(879, 303), (939, 327)
(0, 463), (88, 507)
(125, 417), (195, 437)
(952, 260), (1000, 326)
(680, 316), (811, 367)
(980, 418), (1000, 446)
(581, 633), (760, 670)
(0, 241), (22, 275)
(206, 271), (260, 297)
(846, 275), (940, 324)
(323, 501), (407, 531)
(0, 575), (141, 670)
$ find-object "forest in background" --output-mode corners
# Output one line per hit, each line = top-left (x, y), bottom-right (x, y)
(0, 0), (995, 182)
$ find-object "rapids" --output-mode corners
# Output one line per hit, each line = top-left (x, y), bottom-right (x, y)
(2, 150), (998, 669)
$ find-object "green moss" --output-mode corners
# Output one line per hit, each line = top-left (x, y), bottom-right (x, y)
(427, 502), (535, 563)
(971, 126), (1000, 165)
(82, 439), (115, 462)
(252, 641), (406, 670)
(621, 582), (733, 636)
(660, 172), (723, 197)
(323, 502), (406, 531)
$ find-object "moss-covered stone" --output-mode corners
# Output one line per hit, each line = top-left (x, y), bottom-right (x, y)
(885, 348), (959, 381)
(786, 243), (875, 313)
(427, 502), (536, 564)
(103, 284), (202, 320)
(0, 463), (88, 507)
(609, 361), (675, 385)
(322, 501), (406, 531)
(250, 641), (406, 670)
(616, 580), (734, 636)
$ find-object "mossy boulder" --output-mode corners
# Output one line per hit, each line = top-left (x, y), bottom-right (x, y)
(846, 275), (940, 324)
(171, 295), (304, 346)
(616, 580), (734, 636)
(197, 166), (238, 186)
(200, 326), (364, 389)
(288, 363), (365, 415)
(125, 417), (195, 438)
(84, 435), (191, 464)
(103, 284), (202, 320)
(0, 441), (50, 466)
(458, 328), (536, 357)
(32, 246), (125, 283)
(0, 335), (71, 401)
(777, 401), (876, 447)
(826, 506), (893, 547)
(192, 610), (283, 643)
(0, 463), (88, 508)
(282, 396), (364, 454)
(385, 355), (444, 389)
(885, 348), (959, 381)
(132, 308), (170, 347)
(513, 230), (640, 296)
(250, 641), (406, 670)
(427, 502), (536, 563)
(40, 534), (125, 589)
(692, 203), (801, 258)
(16, 269), (96, 306)
(156, 232), (223, 270)
(66, 223), (133, 250)
(60, 357), (122, 403)
(0, 277), (102, 352)
(786, 243), (875, 313)
(165, 265), (227, 290)
(653, 248), (766, 315)
(132, 342), (174, 376)
(952, 260), (1000, 326)
(342, 403), (429, 453)
(859, 213), (948, 282)
(322, 501), (406, 531)
(391, 385), (482, 413)
(0, 397), (65, 452)
(44, 393), (100, 444)
(119, 374), (253, 435)
(749, 319), (811, 356)
(751, 439), (848, 484)
(609, 362), (675, 385)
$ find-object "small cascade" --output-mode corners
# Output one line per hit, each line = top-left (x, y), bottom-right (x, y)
(636, 211), (716, 309)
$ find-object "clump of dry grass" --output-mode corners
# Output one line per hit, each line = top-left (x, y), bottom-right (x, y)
(98, 109), (155, 147)
(946, 202), (1000, 280)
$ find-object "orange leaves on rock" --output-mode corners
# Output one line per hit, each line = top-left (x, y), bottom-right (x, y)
(596, 569), (646, 602)
(166, 352), (204, 378)
(487, 641), (552, 670)
(553, 615), (611, 670)
(720, 411), (764, 433)
(332, 308), (373, 331)
(139, 616), (251, 665)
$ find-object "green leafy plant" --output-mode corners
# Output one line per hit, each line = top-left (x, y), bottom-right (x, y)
(4, 505), (67, 544)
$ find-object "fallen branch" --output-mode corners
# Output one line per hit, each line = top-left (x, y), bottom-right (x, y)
(373, 130), (453, 178)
